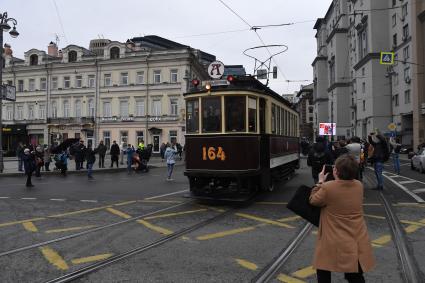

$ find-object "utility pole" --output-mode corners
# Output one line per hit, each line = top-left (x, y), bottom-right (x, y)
(0, 12), (19, 173)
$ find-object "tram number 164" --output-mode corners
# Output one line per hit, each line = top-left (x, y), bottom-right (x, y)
(202, 146), (226, 161)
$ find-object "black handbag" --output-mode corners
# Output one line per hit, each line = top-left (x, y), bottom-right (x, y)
(287, 185), (321, 227)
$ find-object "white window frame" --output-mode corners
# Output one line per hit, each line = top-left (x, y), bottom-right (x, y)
(18, 80), (24, 92)
(104, 74), (112, 87)
(75, 100), (82, 118)
(88, 75), (95, 88)
(135, 100), (145, 116)
(51, 101), (58, 118)
(63, 100), (70, 117)
(170, 98), (178, 116)
(103, 101), (112, 117)
(170, 69), (178, 83)
(64, 76), (71, 89)
(40, 78), (47, 91)
(6, 105), (13, 120)
(28, 104), (34, 120)
(76, 75), (83, 88)
(29, 79), (35, 91)
(120, 72), (128, 85)
(38, 104), (45, 119)
(51, 77), (58, 90)
(152, 99), (161, 116)
(120, 100), (129, 117)
(88, 99), (95, 117)
(154, 70), (161, 84)
(16, 105), (23, 120)
(137, 71), (144, 84)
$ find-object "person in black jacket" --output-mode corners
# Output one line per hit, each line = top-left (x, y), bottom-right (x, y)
(23, 148), (35, 187)
(96, 140), (107, 168)
(110, 140), (120, 168)
(307, 136), (334, 184)
(368, 132), (389, 190)
(73, 140), (86, 170)
(85, 146), (97, 179)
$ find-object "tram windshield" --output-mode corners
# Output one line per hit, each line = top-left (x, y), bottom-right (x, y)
(225, 96), (246, 132)
(186, 99), (199, 133)
(202, 97), (221, 132)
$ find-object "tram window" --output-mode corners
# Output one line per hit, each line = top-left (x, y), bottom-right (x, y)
(202, 97), (221, 132)
(277, 107), (281, 135)
(280, 108), (284, 135)
(186, 99), (199, 133)
(248, 97), (257, 133)
(271, 104), (276, 134)
(259, 98), (266, 133)
(225, 96), (246, 132)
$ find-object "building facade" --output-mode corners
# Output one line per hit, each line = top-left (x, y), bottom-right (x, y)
(1, 36), (214, 154)
(295, 83), (314, 141)
(313, 0), (421, 146)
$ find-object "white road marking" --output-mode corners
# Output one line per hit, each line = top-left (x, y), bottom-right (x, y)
(50, 199), (66, 201)
(412, 189), (425, 194)
(399, 180), (418, 185)
(144, 189), (189, 200)
(382, 175), (425, 203)
(384, 171), (425, 186)
(80, 200), (98, 203)
(0, 197), (10, 199)
(21, 198), (37, 200)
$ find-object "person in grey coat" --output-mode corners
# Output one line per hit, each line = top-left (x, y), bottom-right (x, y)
(96, 140), (107, 168)
(164, 142), (177, 181)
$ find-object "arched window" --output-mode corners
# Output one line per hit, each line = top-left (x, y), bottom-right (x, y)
(75, 100), (82, 117)
(88, 99), (95, 117)
(110, 47), (120, 59)
(30, 54), (38, 66)
(68, 50), (77, 62)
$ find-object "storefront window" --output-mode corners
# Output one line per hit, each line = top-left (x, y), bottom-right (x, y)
(225, 96), (246, 132)
(202, 97), (221, 133)
(186, 99), (199, 133)
(136, 131), (144, 145)
(248, 97), (257, 133)
(170, 130), (177, 144)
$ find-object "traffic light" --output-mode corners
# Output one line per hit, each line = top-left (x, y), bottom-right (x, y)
(272, 66), (278, 79)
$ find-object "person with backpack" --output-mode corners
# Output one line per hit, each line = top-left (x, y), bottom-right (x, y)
(389, 137), (401, 175)
(164, 142), (178, 181)
(23, 148), (36, 187)
(307, 136), (334, 184)
(368, 131), (390, 190)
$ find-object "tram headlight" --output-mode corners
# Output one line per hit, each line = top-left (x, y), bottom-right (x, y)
(205, 83), (212, 91)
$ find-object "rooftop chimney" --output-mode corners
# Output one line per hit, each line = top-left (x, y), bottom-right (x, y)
(48, 41), (58, 57)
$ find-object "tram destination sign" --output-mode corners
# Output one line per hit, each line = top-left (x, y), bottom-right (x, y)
(1, 85), (16, 101)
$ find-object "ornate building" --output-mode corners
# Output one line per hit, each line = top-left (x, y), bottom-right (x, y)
(1, 36), (215, 154)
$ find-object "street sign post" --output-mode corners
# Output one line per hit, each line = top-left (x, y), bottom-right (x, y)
(388, 123), (397, 131)
(380, 52), (395, 65)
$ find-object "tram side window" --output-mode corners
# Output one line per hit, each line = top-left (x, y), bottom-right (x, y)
(271, 104), (276, 134)
(186, 99), (199, 133)
(225, 96), (246, 132)
(202, 97), (221, 132)
(248, 97), (257, 133)
(280, 108), (284, 135)
(277, 107), (281, 135)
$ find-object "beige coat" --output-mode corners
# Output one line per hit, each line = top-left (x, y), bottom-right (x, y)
(309, 180), (376, 273)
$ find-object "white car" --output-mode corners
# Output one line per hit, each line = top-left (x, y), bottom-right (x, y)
(411, 148), (425, 173)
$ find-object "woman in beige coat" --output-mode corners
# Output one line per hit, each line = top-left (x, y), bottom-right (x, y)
(310, 155), (375, 283)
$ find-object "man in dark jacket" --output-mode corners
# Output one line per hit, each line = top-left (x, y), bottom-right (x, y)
(74, 140), (86, 170)
(368, 132), (389, 190)
(307, 136), (334, 184)
(85, 146), (97, 179)
(96, 140), (107, 168)
(16, 142), (24, 172)
(23, 148), (35, 187)
(110, 140), (120, 168)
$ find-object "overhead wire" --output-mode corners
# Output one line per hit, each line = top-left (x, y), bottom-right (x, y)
(52, 0), (69, 45)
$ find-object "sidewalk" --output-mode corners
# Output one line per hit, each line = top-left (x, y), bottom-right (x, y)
(0, 155), (185, 177)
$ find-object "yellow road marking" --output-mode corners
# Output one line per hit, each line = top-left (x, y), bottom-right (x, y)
(139, 200), (182, 204)
(196, 204), (226, 212)
(143, 209), (207, 220)
(71, 253), (113, 264)
(0, 217), (45, 228)
(372, 235), (392, 246)
(364, 214), (386, 220)
(405, 225), (421, 234)
(45, 225), (96, 234)
(400, 220), (425, 227)
(235, 258), (258, 270)
(22, 221), (38, 232)
(277, 274), (306, 283)
(292, 266), (316, 278)
(277, 216), (302, 222)
(48, 205), (113, 218)
(256, 202), (288, 205)
(106, 208), (132, 219)
(137, 219), (173, 235)
(197, 226), (257, 240)
(235, 213), (294, 229)
(114, 200), (138, 206)
(311, 230), (318, 235)
(39, 246), (69, 270)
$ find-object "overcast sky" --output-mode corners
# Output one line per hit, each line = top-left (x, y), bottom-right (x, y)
(1, 0), (330, 94)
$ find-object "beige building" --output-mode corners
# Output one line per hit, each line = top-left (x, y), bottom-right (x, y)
(313, 0), (422, 146)
(1, 36), (214, 154)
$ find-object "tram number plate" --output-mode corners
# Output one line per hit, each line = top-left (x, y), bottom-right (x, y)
(202, 146), (226, 161)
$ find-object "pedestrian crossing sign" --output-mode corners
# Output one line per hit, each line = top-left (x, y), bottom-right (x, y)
(380, 52), (395, 65)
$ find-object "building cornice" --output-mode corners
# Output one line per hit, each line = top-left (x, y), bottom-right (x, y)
(353, 53), (380, 70)
(327, 82), (351, 92)
(326, 28), (349, 43)
(313, 97), (329, 103)
(312, 56), (327, 66)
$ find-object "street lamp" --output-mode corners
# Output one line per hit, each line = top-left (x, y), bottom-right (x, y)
(0, 12), (19, 173)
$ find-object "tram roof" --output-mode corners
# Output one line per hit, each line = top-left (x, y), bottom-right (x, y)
(184, 76), (294, 109)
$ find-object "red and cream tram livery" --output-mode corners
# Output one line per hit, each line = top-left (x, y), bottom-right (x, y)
(184, 76), (299, 197)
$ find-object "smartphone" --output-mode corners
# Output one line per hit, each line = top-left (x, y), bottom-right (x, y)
(324, 164), (334, 181)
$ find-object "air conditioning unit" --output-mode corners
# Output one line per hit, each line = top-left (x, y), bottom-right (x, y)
(405, 77), (411, 84)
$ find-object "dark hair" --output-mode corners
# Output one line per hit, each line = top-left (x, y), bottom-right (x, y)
(351, 136), (361, 143)
(335, 155), (358, 180)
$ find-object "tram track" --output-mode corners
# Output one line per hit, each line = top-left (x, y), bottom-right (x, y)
(0, 200), (193, 258)
(250, 172), (423, 283)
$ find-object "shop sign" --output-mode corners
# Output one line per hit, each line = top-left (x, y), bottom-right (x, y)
(149, 117), (161, 122)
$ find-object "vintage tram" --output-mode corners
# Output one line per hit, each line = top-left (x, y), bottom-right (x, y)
(184, 75), (299, 199)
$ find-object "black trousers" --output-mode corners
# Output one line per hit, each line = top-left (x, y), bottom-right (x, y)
(26, 172), (33, 186)
(99, 154), (105, 168)
(111, 156), (119, 168)
(317, 263), (365, 283)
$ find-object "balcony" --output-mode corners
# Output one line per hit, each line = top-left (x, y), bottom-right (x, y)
(47, 117), (95, 125)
